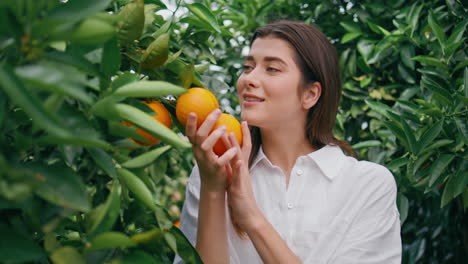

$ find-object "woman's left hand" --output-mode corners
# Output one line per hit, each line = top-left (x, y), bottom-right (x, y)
(225, 121), (264, 234)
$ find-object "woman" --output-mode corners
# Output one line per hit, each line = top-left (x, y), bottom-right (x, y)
(175, 21), (401, 264)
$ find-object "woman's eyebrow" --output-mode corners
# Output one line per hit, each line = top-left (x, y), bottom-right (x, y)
(245, 55), (287, 66)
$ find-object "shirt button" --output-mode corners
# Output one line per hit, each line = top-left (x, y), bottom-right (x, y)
(287, 203), (294, 209)
(296, 169), (304, 175)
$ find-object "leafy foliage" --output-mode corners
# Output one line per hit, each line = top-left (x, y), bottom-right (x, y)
(0, 0), (467, 263)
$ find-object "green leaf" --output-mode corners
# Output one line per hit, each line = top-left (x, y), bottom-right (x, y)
(387, 156), (409, 170)
(428, 10), (446, 48)
(463, 188), (468, 209)
(397, 193), (409, 225)
(453, 162), (468, 199)
(152, 16), (172, 39)
(447, 19), (468, 45)
(50, 247), (86, 264)
(409, 3), (424, 38)
(46, 51), (101, 77)
(444, 38), (465, 58)
(365, 99), (394, 120)
(0, 223), (45, 263)
(111, 72), (141, 91)
(30, 162), (91, 212)
(130, 228), (164, 244)
(357, 40), (374, 63)
(122, 145), (171, 168)
(108, 121), (150, 143)
(421, 75), (453, 105)
(114, 103), (191, 149)
(401, 118), (417, 154)
(86, 182), (121, 238)
(180, 63), (195, 89)
(117, 168), (156, 210)
(143, 4), (159, 32)
(441, 174), (456, 207)
(49, 0), (112, 23)
(454, 117), (468, 145)
(101, 36), (121, 77)
(383, 120), (409, 151)
(367, 21), (390, 35)
(149, 157), (167, 185)
(400, 45), (415, 70)
(465, 67), (468, 97)
(121, 250), (159, 264)
(169, 226), (203, 264)
(340, 32), (362, 44)
(411, 56), (447, 70)
(88, 148), (117, 179)
(87, 232), (136, 251)
(91, 96), (125, 121)
(351, 140), (381, 149)
(154, 206), (173, 230)
(0, 64), (71, 138)
(340, 21), (362, 33)
(113, 80), (187, 98)
(454, 61), (468, 73)
(164, 232), (177, 253)
(118, 0), (145, 47)
(37, 135), (113, 150)
(416, 119), (444, 155)
(397, 63), (415, 84)
(15, 63), (94, 105)
(186, 3), (221, 33)
(255, 1), (275, 18)
(428, 154), (455, 187)
(418, 139), (453, 156)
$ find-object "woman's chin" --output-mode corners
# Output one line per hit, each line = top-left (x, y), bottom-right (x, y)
(240, 114), (261, 127)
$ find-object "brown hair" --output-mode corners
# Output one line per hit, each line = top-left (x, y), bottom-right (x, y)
(232, 21), (354, 239)
(247, 21), (354, 167)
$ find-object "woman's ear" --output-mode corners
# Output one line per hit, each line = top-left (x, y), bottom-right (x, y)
(302, 82), (322, 110)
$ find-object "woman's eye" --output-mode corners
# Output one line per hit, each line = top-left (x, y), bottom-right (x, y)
(242, 65), (253, 71)
(266, 67), (279, 72)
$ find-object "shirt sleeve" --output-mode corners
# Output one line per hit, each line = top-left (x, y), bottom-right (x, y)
(329, 165), (402, 264)
(173, 165), (201, 264)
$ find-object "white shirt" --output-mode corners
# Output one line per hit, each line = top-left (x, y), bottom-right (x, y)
(174, 145), (402, 263)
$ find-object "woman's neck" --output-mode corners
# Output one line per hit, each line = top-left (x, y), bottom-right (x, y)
(260, 125), (315, 181)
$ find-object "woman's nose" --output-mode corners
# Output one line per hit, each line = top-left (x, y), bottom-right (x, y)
(242, 69), (261, 89)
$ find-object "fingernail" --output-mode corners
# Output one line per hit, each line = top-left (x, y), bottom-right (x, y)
(220, 125), (227, 131)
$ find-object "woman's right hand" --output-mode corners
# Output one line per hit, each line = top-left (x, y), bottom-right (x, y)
(185, 109), (238, 191)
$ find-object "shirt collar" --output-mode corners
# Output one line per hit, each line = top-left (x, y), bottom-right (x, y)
(306, 144), (346, 181)
(250, 144), (346, 181)
(250, 146), (268, 170)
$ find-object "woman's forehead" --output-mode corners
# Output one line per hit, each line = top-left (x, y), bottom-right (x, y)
(247, 37), (296, 63)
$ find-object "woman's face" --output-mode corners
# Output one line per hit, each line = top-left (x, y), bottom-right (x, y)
(237, 36), (306, 129)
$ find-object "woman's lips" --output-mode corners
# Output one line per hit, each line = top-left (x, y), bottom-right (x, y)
(242, 95), (264, 106)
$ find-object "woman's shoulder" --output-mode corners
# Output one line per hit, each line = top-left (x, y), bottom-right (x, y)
(341, 154), (397, 192)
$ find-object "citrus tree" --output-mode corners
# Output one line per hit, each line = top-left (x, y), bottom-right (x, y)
(1, 0), (467, 263)
(0, 0), (236, 263)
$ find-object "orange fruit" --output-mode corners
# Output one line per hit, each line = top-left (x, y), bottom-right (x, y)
(174, 220), (180, 228)
(176, 87), (219, 128)
(211, 113), (243, 156)
(122, 101), (172, 146)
